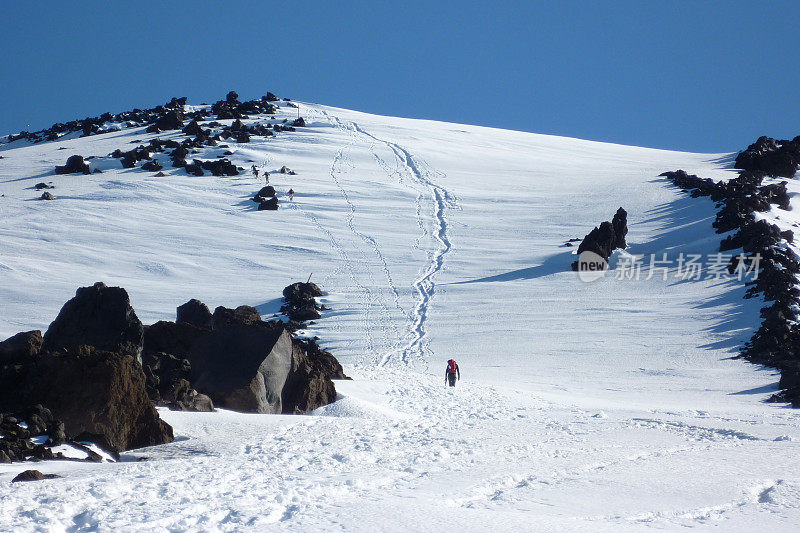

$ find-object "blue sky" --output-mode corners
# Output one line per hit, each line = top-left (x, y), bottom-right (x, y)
(1, 1), (798, 152)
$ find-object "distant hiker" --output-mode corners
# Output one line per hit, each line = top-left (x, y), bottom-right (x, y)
(288, 188), (295, 200)
(445, 359), (460, 387)
(264, 171), (269, 185)
(251, 165), (258, 178)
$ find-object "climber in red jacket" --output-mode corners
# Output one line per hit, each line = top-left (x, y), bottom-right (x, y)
(445, 359), (460, 387)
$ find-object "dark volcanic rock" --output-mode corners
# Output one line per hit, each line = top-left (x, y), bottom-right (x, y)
(12, 470), (61, 482)
(255, 185), (276, 199)
(735, 136), (800, 178)
(141, 160), (163, 172)
(257, 196), (279, 210)
(177, 299), (213, 329)
(0, 330), (42, 365)
(281, 282), (323, 322)
(0, 345), (173, 452)
(571, 208), (628, 270)
(143, 320), (208, 360)
(292, 117), (306, 127)
(42, 282), (144, 359)
(155, 109), (184, 131)
(188, 314), (293, 413)
(282, 345), (336, 414)
(55, 155), (90, 175)
(211, 305), (262, 328)
(163, 378), (214, 412)
(292, 338), (348, 380)
(40, 192), (54, 200)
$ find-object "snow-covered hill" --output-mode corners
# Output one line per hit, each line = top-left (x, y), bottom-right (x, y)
(2, 100), (800, 531)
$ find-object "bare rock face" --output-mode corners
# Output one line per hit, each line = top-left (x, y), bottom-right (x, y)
(42, 282), (144, 360)
(188, 315), (293, 413)
(0, 330), (42, 365)
(0, 346), (173, 453)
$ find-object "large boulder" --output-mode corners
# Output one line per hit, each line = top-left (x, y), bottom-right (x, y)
(0, 330), (42, 365)
(0, 346), (173, 452)
(255, 185), (276, 199)
(187, 310), (294, 413)
(176, 299), (213, 329)
(55, 155), (90, 175)
(42, 282), (144, 360)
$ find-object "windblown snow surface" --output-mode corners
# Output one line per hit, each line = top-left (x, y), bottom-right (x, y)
(2, 102), (800, 531)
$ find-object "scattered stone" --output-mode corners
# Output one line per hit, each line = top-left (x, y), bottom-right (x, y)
(12, 470), (61, 482)
(34, 182), (52, 190)
(40, 192), (54, 200)
(141, 160), (163, 172)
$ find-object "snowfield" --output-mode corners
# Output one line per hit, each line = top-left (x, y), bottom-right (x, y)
(1, 101), (800, 531)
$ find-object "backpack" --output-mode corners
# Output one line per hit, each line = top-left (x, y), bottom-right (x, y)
(447, 359), (457, 374)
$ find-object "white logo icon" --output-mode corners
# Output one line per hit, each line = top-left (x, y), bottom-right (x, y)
(576, 251), (608, 282)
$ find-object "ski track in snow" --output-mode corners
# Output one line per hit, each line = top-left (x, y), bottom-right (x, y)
(315, 109), (407, 365)
(348, 120), (458, 367)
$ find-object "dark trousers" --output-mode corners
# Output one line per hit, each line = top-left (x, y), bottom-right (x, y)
(447, 373), (457, 387)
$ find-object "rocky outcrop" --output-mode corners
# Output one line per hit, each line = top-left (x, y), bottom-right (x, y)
(145, 298), (342, 414)
(735, 136), (800, 178)
(281, 282), (323, 322)
(571, 207), (628, 270)
(0, 345), (173, 453)
(0, 330), (42, 365)
(55, 155), (90, 175)
(662, 167), (800, 405)
(42, 282), (144, 359)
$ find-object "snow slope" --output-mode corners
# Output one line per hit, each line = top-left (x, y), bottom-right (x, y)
(1, 101), (800, 531)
